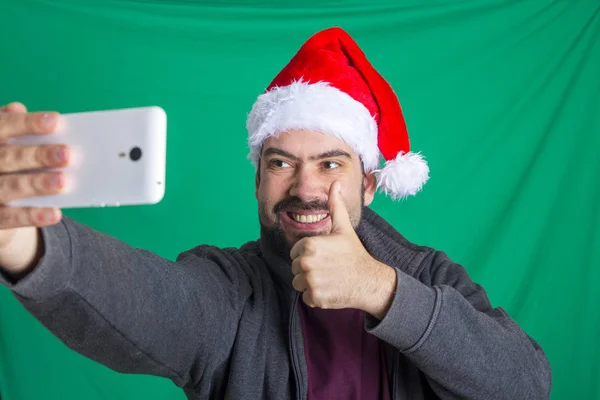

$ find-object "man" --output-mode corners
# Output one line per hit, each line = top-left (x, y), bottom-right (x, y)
(0, 27), (551, 399)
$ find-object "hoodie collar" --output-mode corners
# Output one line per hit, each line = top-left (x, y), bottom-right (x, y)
(259, 207), (431, 287)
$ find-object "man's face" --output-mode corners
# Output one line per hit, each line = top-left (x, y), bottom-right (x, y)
(256, 129), (376, 257)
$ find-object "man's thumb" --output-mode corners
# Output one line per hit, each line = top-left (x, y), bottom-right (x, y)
(328, 181), (352, 233)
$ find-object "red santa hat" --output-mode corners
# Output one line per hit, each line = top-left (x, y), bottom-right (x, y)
(246, 27), (429, 200)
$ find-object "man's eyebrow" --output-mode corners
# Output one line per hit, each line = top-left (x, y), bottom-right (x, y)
(262, 147), (352, 161)
(262, 148), (299, 161)
(309, 150), (352, 161)
(262, 148), (352, 161)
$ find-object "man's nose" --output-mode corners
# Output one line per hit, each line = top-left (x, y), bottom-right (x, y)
(288, 167), (324, 202)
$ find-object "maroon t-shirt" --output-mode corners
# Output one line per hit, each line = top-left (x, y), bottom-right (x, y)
(299, 301), (391, 400)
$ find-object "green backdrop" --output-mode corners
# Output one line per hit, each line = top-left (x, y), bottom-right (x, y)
(1, 0), (598, 399)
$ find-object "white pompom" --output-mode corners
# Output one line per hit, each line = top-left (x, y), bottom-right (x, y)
(375, 152), (430, 200)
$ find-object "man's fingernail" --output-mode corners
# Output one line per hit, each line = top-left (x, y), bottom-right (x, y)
(39, 113), (58, 129)
(45, 209), (57, 222)
(37, 209), (56, 225)
(49, 173), (65, 189)
(52, 146), (67, 163)
(36, 211), (46, 224)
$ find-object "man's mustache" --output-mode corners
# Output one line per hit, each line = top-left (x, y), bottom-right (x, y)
(273, 197), (329, 215)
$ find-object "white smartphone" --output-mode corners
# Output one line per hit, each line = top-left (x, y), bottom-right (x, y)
(8, 106), (167, 209)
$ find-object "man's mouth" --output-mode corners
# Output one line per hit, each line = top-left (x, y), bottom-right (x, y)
(286, 212), (329, 224)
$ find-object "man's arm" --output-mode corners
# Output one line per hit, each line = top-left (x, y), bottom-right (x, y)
(365, 250), (552, 400)
(0, 217), (251, 390)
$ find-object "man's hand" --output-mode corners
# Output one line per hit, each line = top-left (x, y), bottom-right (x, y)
(0, 102), (70, 275)
(290, 181), (397, 319)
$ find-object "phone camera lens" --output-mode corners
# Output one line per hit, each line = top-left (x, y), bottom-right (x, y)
(130, 147), (142, 161)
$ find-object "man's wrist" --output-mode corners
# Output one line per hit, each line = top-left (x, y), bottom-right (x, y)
(357, 260), (397, 320)
(0, 227), (43, 279)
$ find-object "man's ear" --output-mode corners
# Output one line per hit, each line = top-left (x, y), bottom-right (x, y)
(363, 171), (377, 206)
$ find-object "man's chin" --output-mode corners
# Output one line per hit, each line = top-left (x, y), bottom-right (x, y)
(260, 223), (328, 260)
(284, 229), (327, 243)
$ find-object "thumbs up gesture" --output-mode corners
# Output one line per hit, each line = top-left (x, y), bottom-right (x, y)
(290, 181), (397, 318)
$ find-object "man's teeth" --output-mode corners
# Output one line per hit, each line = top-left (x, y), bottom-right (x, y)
(292, 213), (328, 223)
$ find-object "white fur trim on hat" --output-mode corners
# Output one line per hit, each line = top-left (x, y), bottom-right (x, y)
(246, 80), (379, 171)
(375, 152), (429, 200)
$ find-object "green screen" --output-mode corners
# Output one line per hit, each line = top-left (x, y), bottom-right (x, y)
(1, 1), (598, 399)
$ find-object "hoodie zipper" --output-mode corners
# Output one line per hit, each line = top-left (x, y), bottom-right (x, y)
(289, 292), (303, 399)
(393, 351), (399, 399)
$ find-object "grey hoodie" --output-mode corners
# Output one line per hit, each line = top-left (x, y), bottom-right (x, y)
(0, 208), (551, 399)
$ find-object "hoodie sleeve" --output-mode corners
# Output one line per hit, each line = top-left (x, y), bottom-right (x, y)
(365, 250), (552, 400)
(0, 217), (251, 390)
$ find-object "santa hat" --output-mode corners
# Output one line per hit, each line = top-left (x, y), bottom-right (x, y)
(246, 27), (429, 200)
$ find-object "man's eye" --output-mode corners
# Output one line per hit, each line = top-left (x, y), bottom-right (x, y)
(269, 159), (291, 168)
(323, 161), (340, 169)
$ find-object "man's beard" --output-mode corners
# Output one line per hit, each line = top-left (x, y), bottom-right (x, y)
(260, 184), (365, 261)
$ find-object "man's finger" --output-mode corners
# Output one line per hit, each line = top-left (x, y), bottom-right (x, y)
(0, 103), (28, 144)
(0, 171), (68, 204)
(290, 237), (305, 260)
(0, 206), (62, 229)
(0, 111), (60, 139)
(328, 181), (352, 234)
(0, 144), (71, 173)
(292, 273), (308, 293)
(302, 290), (318, 308)
(291, 257), (302, 275)
(1, 102), (27, 113)
(292, 255), (314, 276)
